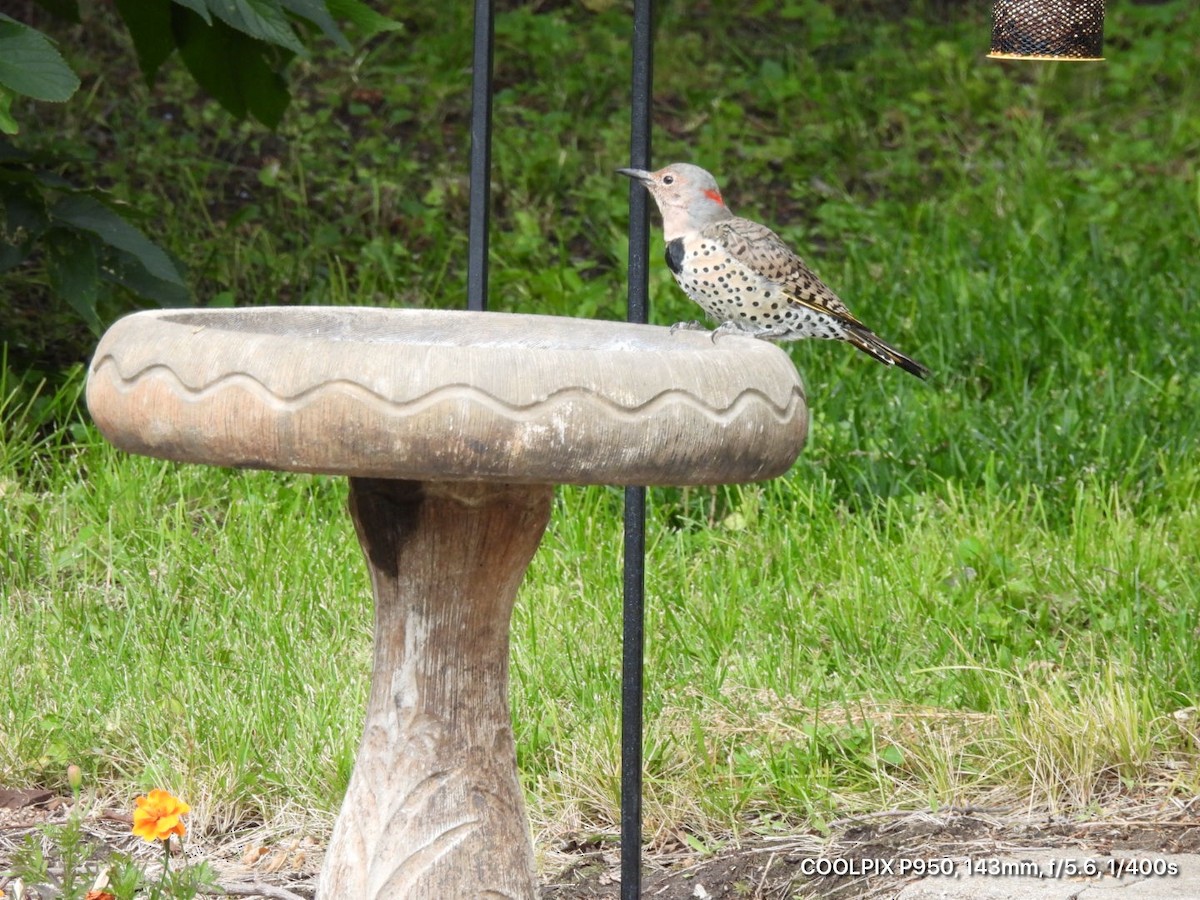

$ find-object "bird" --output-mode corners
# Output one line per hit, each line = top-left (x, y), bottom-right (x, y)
(617, 163), (930, 379)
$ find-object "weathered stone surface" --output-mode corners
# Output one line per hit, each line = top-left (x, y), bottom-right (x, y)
(86, 306), (810, 900)
(316, 479), (551, 900)
(86, 307), (807, 485)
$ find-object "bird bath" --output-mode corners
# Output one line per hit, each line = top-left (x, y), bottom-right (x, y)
(86, 306), (808, 898)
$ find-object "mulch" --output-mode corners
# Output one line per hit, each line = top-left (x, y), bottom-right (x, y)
(4, 789), (1200, 899)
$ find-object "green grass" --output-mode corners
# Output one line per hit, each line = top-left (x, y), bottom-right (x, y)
(3, 0), (1200, 863)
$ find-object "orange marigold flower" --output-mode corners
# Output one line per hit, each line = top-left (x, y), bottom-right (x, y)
(84, 892), (116, 900)
(131, 788), (190, 843)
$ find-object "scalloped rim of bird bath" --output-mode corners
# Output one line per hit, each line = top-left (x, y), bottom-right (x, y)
(87, 306), (806, 486)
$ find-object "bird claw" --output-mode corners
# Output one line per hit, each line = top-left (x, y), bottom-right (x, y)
(750, 323), (791, 341)
(710, 321), (752, 342)
(668, 320), (707, 336)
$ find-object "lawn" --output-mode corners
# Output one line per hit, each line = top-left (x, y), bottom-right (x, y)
(2, 0), (1199, 873)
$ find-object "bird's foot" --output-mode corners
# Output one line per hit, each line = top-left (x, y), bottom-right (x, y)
(710, 321), (755, 343)
(749, 323), (793, 341)
(668, 320), (708, 336)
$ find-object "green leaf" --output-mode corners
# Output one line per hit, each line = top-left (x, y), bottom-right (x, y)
(203, 0), (307, 55)
(0, 15), (81, 102)
(34, 169), (74, 190)
(32, 0), (81, 22)
(0, 134), (29, 161)
(0, 240), (27, 272)
(0, 86), (17, 135)
(170, 0), (211, 24)
(0, 178), (43, 266)
(326, 0), (403, 36)
(1, 180), (51, 239)
(680, 831), (719, 857)
(0, 174), (41, 272)
(50, 194), (185, 288)
(175, 11), (291, 127)
(278, 0), (350, 50)
(101, 248), (191, 307)
(44, 227), (102, 333)
(115, 0), (176, 85)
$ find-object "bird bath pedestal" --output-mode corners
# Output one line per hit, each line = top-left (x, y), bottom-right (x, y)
(86, 307), (808, 899)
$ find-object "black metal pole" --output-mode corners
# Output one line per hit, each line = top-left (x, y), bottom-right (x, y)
(467, 0), (494, 311)
(620, 485), (645, 898)
(625, 1), (654, 310)
(622, 0), (653, 896)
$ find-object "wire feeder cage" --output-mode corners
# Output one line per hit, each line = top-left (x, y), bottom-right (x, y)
(990, 0), (1105, 60)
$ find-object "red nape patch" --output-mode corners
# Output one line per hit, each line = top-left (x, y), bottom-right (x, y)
(704, 188), (724, 205)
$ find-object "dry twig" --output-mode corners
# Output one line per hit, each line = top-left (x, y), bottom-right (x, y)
(219, 881), (309, 900)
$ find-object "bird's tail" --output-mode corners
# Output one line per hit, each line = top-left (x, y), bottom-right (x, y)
(845, 326), (931, 380)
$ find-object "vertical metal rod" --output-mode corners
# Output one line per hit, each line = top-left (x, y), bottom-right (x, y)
(621, 485), (646, 898)
(622, 1), (653, 897)
(625, 0), (653, 327)
(467, 0), (494, 311)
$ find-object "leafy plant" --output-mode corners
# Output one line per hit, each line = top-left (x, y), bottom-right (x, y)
(0, 146), (190, 332)
(5, 791), (217, 900)
(0, 11), (79, 134)
(0, 0), (399, 332)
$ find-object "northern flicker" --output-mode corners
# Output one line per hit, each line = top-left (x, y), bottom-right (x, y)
(618, 163), (931, 379)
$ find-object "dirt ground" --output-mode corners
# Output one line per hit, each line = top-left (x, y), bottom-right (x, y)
(541, 807), (1200, 899)
(3, 789), (1200, 899)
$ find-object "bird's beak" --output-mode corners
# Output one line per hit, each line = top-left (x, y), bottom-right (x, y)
(616, 167), (653, 184)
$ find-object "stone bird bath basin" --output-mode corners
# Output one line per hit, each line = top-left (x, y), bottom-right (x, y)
(86, 306), (808, 898)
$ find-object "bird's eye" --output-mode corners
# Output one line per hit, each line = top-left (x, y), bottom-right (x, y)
(662, 175), (675, 185)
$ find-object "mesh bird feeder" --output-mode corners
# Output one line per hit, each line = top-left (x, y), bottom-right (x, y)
(989, 0), (1105, 61)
